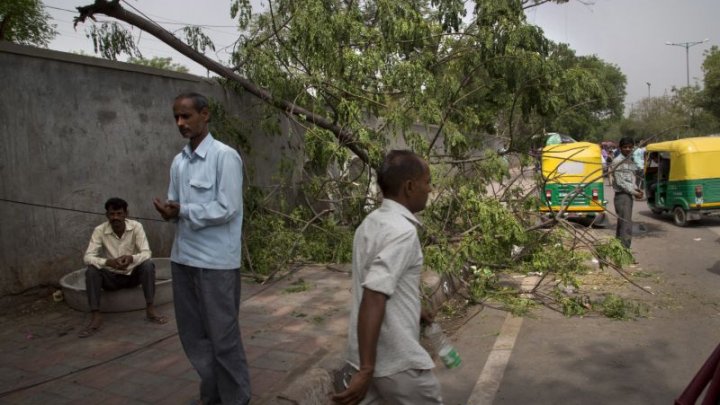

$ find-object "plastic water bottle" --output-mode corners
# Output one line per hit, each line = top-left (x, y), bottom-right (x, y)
(424, 322), (461, 369)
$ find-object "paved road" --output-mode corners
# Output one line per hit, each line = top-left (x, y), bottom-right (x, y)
(441, 184), (720, 404)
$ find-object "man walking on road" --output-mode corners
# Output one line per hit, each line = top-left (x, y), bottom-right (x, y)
(612, 137), (643, 250)
(333, 150), (443, 405)
(154, 92), (250, 404)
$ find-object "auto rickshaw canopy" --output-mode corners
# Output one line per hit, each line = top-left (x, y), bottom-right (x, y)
(646, 137), (720, 181)
(541, 141), (603, 184)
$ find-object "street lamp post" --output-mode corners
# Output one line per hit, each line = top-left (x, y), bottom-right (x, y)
(646, 82), (651, 98)
(666, 39), (709, 87)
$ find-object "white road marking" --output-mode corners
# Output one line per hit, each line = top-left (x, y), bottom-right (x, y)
(466, 276), (536, 405)
(466, 314), (523, 405)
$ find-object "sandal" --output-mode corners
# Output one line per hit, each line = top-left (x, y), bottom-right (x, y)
(78, 326), (100, 338)
(145, 314), (169, 325)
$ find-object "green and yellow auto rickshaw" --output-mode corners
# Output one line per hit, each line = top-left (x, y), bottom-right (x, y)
(644, 136), (720, 226)
(539, 141), (606, 221)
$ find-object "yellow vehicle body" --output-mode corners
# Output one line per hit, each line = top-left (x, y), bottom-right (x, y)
(645, 136), (720, 225)
(539, 142), (605, 214)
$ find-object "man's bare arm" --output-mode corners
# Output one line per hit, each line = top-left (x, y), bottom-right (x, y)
(332, 288), (387, 405)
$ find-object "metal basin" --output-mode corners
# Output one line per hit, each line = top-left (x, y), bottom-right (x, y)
(60, 258), (173, 312)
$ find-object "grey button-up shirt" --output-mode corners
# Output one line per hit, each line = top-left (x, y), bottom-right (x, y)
(612, 154), (639, 194)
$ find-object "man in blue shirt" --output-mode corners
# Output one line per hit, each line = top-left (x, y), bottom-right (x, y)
(632, 146), (646, 188)
(154, 92), (249, 404)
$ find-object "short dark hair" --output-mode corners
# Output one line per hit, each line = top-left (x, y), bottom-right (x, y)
(175, 92), (209, 113)
(377, 150), (426, 197)
(619, 137), (635, 147)
(105, 197), (128, 212)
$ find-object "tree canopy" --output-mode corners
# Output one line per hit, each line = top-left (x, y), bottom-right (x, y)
(0, 0), (57, 47)
(74, 0), (622, 165)
(616, 47), (720, 143)
(702, 46), (720, 122)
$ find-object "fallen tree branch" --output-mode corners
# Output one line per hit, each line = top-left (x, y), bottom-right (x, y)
(74, 0), (370, 165)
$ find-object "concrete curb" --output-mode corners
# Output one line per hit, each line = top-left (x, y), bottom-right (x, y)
(270, 270), (460, 405)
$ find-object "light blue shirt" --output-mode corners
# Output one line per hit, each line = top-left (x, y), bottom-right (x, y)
(167, 133), (244, 269)
(632, 147), (645, 169)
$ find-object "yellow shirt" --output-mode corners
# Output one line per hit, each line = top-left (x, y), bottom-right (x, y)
(83, 219), (152, 275)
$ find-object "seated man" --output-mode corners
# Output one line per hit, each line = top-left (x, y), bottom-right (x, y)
(80, 197), (166, 338)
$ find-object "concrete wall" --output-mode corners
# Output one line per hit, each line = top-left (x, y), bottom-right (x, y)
(0, 42), (302, 295)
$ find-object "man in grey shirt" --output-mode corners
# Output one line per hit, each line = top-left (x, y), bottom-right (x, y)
(333, 150), (442, 405)
(612, 137), (644, 250)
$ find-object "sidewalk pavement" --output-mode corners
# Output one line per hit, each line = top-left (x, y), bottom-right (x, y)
(0, 265), (357, 404)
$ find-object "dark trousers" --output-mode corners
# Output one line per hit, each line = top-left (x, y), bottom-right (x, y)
(171, 262), (251, 405)
(614, 192), (634, 249)
(85, 260), (156, 311)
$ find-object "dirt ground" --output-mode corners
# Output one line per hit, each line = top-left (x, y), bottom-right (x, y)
(0, 286), (63, 320)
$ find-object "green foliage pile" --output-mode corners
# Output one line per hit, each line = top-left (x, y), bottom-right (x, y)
(594, 238), (635, 268)
(243, 193), (354, 278)
(597, 294), (648, 320)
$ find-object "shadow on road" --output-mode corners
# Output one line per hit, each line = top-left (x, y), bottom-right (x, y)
(632, 221), (666, 239)
(638, 210), (720, 229)
(706, 261), (720, 277)
(496, 334), (690, 405)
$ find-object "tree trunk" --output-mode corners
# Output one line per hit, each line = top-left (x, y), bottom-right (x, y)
(0, 15), (10, 41)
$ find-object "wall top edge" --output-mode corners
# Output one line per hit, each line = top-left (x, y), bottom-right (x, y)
(0, 41), (214, 84)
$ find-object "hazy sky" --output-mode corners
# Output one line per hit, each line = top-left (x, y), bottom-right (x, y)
(46, 1), (719, 112)
(527, 0), (719, 109)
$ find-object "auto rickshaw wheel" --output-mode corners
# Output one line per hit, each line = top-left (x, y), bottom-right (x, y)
(673, 206), (688, 227)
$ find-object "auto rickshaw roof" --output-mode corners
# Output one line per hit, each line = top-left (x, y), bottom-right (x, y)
(646, 136), (720, 154)
(542, 141), (599, 154)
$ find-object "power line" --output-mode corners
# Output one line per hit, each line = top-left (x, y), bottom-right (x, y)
(45, 5), (75, 13)
(47, 2), (238, 72)
(0, 198), (167, 223)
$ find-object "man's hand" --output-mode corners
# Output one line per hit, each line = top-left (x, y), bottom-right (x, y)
(333, 288), (386, 404)
(153, 198), (180, 220)
(634, 189), (644, 199)
(105, 256), (133, 270)
(332, 367), (373, 405)
(105, 258), (121, 269)
(420, 306), (435, 327)
(116, 255), (133, 270)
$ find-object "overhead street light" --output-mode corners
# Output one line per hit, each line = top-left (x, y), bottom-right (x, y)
(665, 38), (709, 87)
(646, 82), (651, 98)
